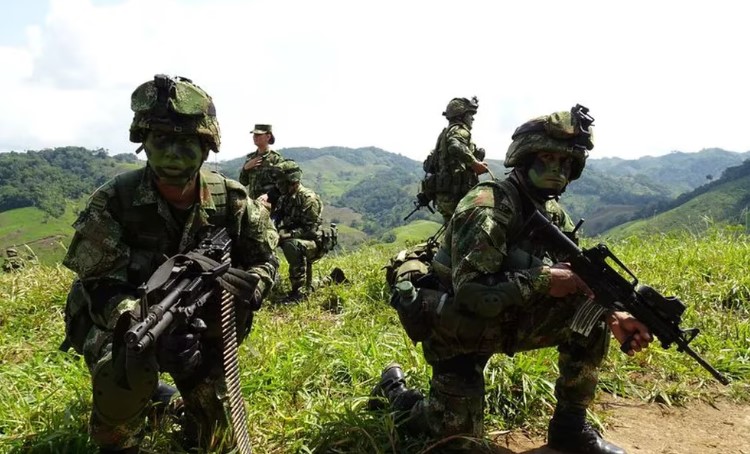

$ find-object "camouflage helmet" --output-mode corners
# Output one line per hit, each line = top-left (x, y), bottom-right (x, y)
(129, 75), (221, 153)
(276, 160), (302, 184)
(504, 104), (595, 181)
(442, 96), (479, 119)
(6, 248), (17, 257)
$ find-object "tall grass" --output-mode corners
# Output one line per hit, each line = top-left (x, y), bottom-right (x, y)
(0, 228), (748, 453)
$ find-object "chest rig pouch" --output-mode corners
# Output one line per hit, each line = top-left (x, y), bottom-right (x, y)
(384, 238), (449, 343)
(113, 169), (229, 285)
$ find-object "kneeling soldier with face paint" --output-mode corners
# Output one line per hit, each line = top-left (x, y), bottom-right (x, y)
(61, 74), (279, 453)
(372, 105), (653, 454)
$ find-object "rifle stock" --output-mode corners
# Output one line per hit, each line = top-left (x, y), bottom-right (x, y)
(525, 210), (729, 385)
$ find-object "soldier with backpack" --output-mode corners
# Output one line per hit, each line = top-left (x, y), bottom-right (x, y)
(420, 96), (490, 223)
(373, 105), (652, 454)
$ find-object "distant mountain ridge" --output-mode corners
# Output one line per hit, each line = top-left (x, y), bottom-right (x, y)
(2, 145), (749, 262)
(604, 158), (750, 238)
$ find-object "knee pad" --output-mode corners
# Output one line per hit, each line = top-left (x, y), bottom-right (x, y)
(91, 350), (158, 426)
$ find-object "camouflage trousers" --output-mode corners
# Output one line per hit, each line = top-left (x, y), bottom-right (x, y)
(79, 298), (244, 451)
(435, 193), (461, 224)
(403, 296), (610, 439)
(280, 238), (325, 292)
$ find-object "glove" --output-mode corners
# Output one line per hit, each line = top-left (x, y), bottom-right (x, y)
(185, 252), (262, 309)
(157, 328), (202, 378)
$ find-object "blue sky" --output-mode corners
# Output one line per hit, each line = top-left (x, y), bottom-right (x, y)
(1, 0), (749, 163)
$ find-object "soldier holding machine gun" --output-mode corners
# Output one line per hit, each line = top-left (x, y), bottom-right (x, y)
(61, 74), (278, 454)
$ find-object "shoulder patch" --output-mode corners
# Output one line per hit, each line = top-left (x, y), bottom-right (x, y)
(87, 179), (118, 212)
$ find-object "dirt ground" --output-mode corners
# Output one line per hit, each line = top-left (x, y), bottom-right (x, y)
(492, 397), (750, 454)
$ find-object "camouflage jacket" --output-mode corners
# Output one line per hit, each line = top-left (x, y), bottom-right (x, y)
(238, 149), (285, 199)
(275, 184), (323, 240)
(437, 174), (576, 314)
(435, 122), (482, 195)
(63, 166), (279, 320)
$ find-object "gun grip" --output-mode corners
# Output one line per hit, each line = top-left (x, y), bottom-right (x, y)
(619, 333), (636, 354)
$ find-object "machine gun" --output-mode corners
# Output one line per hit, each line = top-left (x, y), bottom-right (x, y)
(404, 192), (435, 221)
(525, 210), (729, 385)
(124, 228), (232, 353)
(122, 227), (253, 453)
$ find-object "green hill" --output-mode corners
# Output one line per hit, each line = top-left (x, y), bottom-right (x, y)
(0, 147), (141, 218)
(381, 219), (442, 244)
(2, 146), (750, 260)
(0, 201), (86, 264)
(221, 147), (435, 236)
(605, 160), (750, 238)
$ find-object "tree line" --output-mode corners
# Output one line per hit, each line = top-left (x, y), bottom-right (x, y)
(0, 147), (138, 217)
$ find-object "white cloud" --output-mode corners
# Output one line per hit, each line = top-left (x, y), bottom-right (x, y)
(0, 0), (749, 161)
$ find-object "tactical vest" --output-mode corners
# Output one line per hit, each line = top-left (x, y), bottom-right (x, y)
(110, 169), (230, 285)
(420, 129), (446, 202)
(434, 124), (480, 197)
(61, 169), (232, 354)
(432, 178), (549, 290)
(276, 186), (322, 240)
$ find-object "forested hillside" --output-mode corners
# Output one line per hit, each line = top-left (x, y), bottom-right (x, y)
(220, 147), (439, 236)
(605, 158), (750, 238)
(2, 146), (749, 262)
(0, 147), (140, 218)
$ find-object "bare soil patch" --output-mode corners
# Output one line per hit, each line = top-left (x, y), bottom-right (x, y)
(493, 397), (750, 454)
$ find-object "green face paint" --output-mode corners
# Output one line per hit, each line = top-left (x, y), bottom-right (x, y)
(144, 131), (205, 186)
(527, 151), (572, 192)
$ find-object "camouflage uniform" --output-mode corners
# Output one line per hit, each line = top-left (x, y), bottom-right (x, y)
(63, 166), (278, 449)
(2, 248), (25, 272)
(238, 148), (285, 200)
(62, 75), (279, 452)
(276, 182), (325, 293)
(408, 174), (608, 438)
(430, 97), (485, 224)
(383, 106), (612, 445)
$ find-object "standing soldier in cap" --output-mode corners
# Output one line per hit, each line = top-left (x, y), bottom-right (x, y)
(372, 105), (652, 454)
(422, 96), (490, 224)
(61, 74), (279, 453)
(239, 124), (286, 211)
(273, 160), (345, 303)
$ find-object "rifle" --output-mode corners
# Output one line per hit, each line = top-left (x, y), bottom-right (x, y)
(525, 210), (730, 385)
(404, 192), (435, 221)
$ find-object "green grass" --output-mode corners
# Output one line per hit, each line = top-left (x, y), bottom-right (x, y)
(0, 230), (748, 453)
(383, 220), (442, 246)
(0, 200), (86, 265)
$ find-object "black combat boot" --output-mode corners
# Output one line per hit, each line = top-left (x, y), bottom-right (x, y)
(548, 407), (626, 454)
(368, 363), (423, 411)
(281, 289), (306, 305)
(152, 381), (177, 406)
